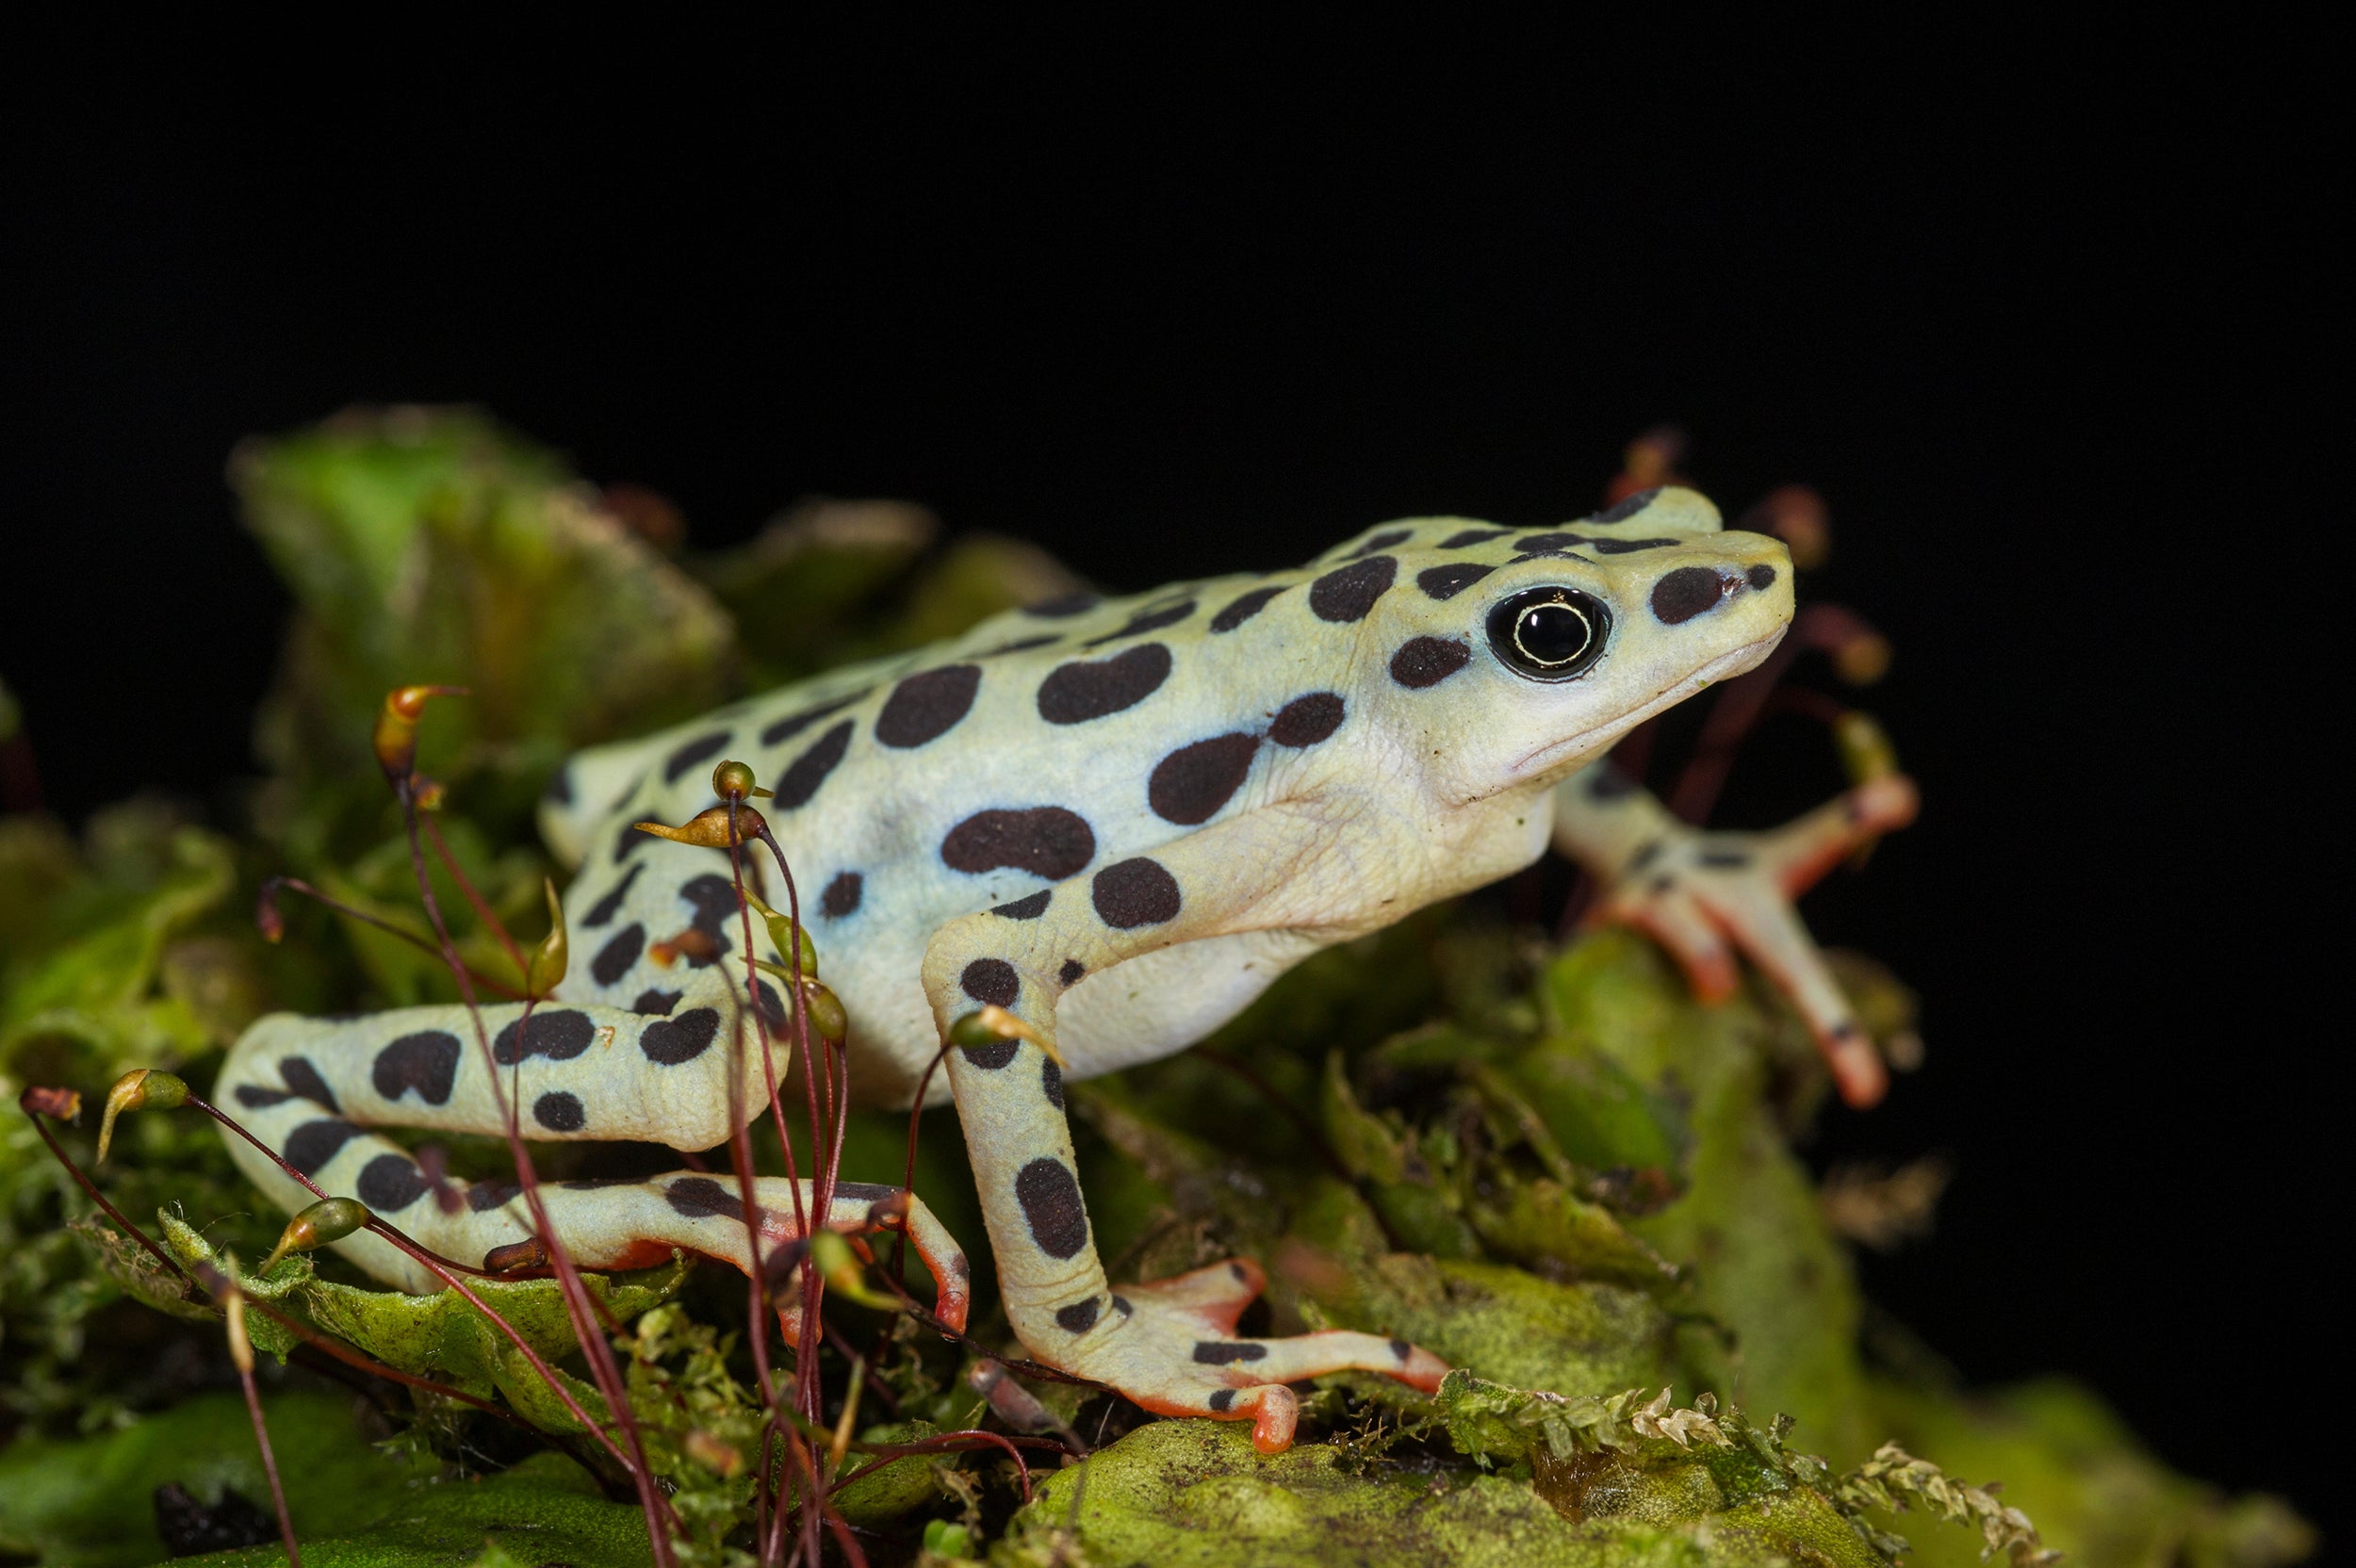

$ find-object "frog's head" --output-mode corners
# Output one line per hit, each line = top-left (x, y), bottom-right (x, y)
(1337, 487), (1793, 805)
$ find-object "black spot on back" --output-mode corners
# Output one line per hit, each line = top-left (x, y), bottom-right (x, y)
(1092, 858), (1181, 927)
(1307, 556), (1397, 622)
(1650, 566), (1730, 625)
(1390, 636), (1472, 688)
(983, 634), (1062, 656)
(1036, 644), (1172, 724)
(773, 719), (856, 808)
(678, 874), (740, 962)
(279, 1056), (340, 1113)
(1057, 959), (1087, 987)
(664, 730), (732, 783)
(1438, 528), (1509, 549)
(631, 988), (681, 1016)
(1268, 693), (1346, 748)
(832, 1181), (901, 1203)
(961, 958), (1020, 1008)
(1514, 531), (1591, 553)
(1041, 1055), (1064, 1111)
(1746, 563), (1778, 591)
(821, 871), (864, 919)
(493, 1009), (597, 1066)
(1590, 536), (1680, 555)
(235, 1085), (290, 1108)
(583, 863), (643, 928)
(1081, 599), (1195, 647)
(1594, 487), (1661, 522)
(1013, 1158), (1089, 1259)
(356, 1153), (432, 1212)
(1023, 592), (1101, 619)
(641, 1007), (721, 1065)
(1416, 563), (1494, 601)
(760, 692), (868, 748)
(991, 890), (1052, 920)
(372, 1032), (462, 1105)
(1055, 1298), (1099, 1333)
(664, 1175), (737, 1219)
(1343, 528), (1412, 559)
(875, 665), (982, 748)
(1148, 733), (1259, 825)
(614, 820), (649, 863)
(285, 1119), (361, 1176)
(1210, 585), (1285, 632)
(941, 808), (1096, 879)
(533, 1091), (587, 1133)
(468, 1180), (520, 1212)
(591, 923), (646, 986)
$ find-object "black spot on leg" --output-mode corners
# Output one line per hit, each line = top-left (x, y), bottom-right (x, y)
(1650, 566), (1732, 625)
(875, 665), (982, 748)
(1746, 563), (1779, 592)
(1594, 487), (1662, 521)
(630, 988), (681, 1016)
(462, 1179), (517, 1212)
(1209, 585), (1285, 631)
(641, 1007), (721, 1065)
(492, 1009), (597, 1065)
(1191, 1341), (1268, 1365)
(1112, 1294), (1132, 1315)
(1055, 1298), (1100, 1333)
(754, 980), (788, 1031)
(1207, 1389), (1236, 1412)
(1698, 848), (1752, 869)
(1438, 528), (1509, 549)
(821, 871), (864, 918)
(1587, 766), (1640, 802)
(959, 1035), (1020, 1070)
(961, 958), (1020, 1008)
(664, 1175), (737, 1219)
(831, 1181), (902, 1203)
(1390, 1338), (1412, 1361)
(371, 1032), (462, 1105)
(592, 923), (646, 986)
(1081, 600), (1196, 647)
(279, 1056), (340, 1112)
(1307, 556), (1397, 622)
(1092, 858), (1181, 927)
(771, 719), (856, 808)
(614, 820), (650, 862)
(941, 808), (1096, 879)
(1268, 692), (1345, 747)
(356, 1153), (433, 1212)
(760, 692), (869, 747)
(1229, 1262), (1248, 1282)
(1036, 644), (1172, 724)
(990, 890), (1052, 920)
(663, 730), (732, 782)
(284, 1119), (361, 1176)
(677, 874), (741, 964)
(1013, 1158), (1089, 1259)
(1390, 637), (1471, 688)
(1148, 733), (1260, 825)
(583, 863), (643, 927)
(1416, 563), (1494, 601)
(235, 1086), (289, 1108)
(1041, 1055), (1064, 1110)
(1628, 841), (1664, 873)
(1057, 959), (1087, 987)
(533, 1091), (587, 1133)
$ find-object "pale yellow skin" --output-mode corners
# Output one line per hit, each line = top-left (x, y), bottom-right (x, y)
(218, 484), (1910, 1451)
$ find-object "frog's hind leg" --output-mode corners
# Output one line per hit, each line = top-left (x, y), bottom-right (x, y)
(216, 990), (969, 1332)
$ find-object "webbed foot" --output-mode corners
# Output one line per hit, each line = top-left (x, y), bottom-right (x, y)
(1032, 1257), (1448, 1454)
(1590, 773), (1919, 1107)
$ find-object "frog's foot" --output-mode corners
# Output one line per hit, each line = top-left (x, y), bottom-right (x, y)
(1592, 774), (1920, 1107)
(1032, 1258), (1449, 1455)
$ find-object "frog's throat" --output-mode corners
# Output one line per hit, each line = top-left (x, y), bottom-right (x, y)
(1500, 629), (1788, 792)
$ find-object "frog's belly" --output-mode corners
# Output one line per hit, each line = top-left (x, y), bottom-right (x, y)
(833, 925), (1327, 1108)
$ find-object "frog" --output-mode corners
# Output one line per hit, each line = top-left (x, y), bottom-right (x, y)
(217, 482), (1916, 1453)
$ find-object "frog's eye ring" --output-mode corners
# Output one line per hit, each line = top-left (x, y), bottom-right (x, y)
(1487, 587), (1611, 680)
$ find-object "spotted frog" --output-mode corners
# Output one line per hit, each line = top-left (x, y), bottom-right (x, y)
(220, 484), (1915, 1451)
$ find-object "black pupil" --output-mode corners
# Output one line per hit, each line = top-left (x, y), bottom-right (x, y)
(1515, 602), (1593, 666)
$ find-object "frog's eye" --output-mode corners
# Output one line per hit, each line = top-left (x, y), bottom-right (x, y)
(1487, 587), (1611, 680)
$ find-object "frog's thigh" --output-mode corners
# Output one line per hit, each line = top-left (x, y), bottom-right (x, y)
(918, 811), (1319, 1344)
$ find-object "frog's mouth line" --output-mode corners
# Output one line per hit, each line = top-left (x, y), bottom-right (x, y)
(1501, 629), (1789, 788)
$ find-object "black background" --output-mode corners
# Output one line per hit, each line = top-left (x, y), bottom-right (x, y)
(3, 18), (2335, 1539)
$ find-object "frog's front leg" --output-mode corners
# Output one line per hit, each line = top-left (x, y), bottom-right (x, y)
(1553, 760), (1919, 1106)
(922, 808), (1448, 1454)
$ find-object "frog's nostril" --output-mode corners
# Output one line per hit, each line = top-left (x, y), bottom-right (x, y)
(1745, 564), (1778, 593)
